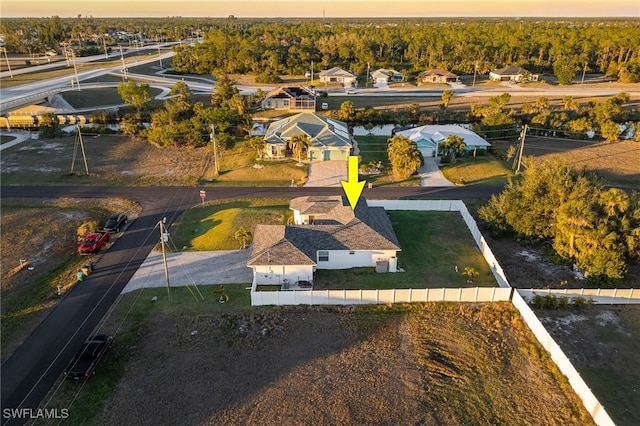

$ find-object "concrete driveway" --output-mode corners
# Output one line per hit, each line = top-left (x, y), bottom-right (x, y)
(419, 157), (455, 187)
(304, 160), (347, 187)
(122, 250), (253, 293)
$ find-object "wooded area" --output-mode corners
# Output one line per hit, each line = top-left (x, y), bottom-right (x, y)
(2, 17), (640, 82)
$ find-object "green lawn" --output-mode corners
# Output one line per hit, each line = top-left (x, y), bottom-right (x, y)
(440, 154), (516, 186)
(356, 135), (420, 187)
(314, 211), (497, 289)
(169, 198), (291, 251)
(202, 140), (309, 186)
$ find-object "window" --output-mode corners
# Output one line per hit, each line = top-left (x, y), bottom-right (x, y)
(318, 251), (329, 262)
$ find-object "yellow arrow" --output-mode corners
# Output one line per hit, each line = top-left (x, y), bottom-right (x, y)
(340, 155), (366, 210)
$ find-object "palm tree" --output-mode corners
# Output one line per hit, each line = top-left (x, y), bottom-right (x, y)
(234, 226), (252, 249)
(442, 134), (466, 163)
(288, 134), (310, 165)
(462, 267), (479, 282)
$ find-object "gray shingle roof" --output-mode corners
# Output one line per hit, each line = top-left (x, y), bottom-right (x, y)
(247, 196), (400, 266)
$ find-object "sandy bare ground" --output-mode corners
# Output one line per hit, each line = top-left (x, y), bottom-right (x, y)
(98, 304), (593, 426)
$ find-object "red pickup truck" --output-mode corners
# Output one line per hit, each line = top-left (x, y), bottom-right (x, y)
(78, 231), (109, 254)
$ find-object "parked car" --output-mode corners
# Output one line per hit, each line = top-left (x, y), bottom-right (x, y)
(346, 89), (358, 95)
(63, 334), (113, 381)
(104, 213), (128, 233)
(78, 231), (109, 254)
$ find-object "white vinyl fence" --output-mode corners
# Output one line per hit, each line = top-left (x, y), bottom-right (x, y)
(251, 286), (512, 306)
(518, 288), (640, 305)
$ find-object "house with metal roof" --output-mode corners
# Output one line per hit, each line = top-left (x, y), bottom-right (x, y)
(489, 66), (538, 82)
(247, 196), (401, 288)
(263, 112), (354, 161)
(261, 85), (317, 112)
(318, 67), (358, 87)
(396, 124), (491, 158)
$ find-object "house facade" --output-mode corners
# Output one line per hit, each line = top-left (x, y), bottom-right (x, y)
(489, 66), (539, 82)
(261, 85), (317, 112)
(420, 69), (459, 84)
(370, 68), (404, 84)
(262, 112), (354, 161)
(396, 124), (491, 158)
(318, 67), (358, 87)
(247, 196), (401, 287)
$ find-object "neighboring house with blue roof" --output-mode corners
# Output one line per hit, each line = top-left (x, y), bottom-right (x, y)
(263, 112), (354, 161)
(396, 124), (491, 158)
(247, 196), (401, 287)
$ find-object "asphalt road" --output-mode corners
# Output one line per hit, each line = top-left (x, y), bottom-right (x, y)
(0, 184), (500, 424)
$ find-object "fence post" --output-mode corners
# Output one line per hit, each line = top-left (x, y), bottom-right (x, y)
(611, 288), (617, 305)
(458, 288), (462, 302)
(474, 287), (479, 303)
(441, 288), (446, 302)
(491, 287), (496, 302)
(408, 288), (413, 303)
(424, 288), (429, 302)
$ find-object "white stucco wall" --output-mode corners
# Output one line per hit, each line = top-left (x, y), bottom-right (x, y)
(316, 250), (397, 270)
(252, 265), (314, 284)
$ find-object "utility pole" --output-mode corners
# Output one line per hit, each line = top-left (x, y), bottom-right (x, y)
(210, 124), (219, 175)
(120, 45), (127, 80)
(102, 37), (108, 59)
(71, 126), (89, 175)
(366, 62), (370, 87)
(516, 124), (528, 173)
(70, 48), (81, 91)
(1, 47), (12, 78)
(581, 61), (587, 85)
(472, 63), (477, 87)
(157, 35), (163, 69)
(159, 218), (172, 305)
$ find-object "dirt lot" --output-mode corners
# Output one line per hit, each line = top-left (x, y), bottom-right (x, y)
(492, 138), (640, 187)
(0, 135), (212, 186)
(95, 303), (593, 425)
(537, 305), (640, 426)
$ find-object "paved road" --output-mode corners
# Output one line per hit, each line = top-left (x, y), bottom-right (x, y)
(0, 184), (500, 425)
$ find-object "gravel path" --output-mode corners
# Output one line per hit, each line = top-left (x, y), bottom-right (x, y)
(122, 250), (253, 293)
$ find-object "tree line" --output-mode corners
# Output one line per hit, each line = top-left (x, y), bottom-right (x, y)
(170, 19), (640, 83)
(3, 17), (639, 82)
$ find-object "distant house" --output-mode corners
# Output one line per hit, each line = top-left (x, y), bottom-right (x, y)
(489, 66), (538, 82)
(370, 68), (404, 85)
(261, 85), (317, 112)
(247, 196), (401, 287)
(263, 112), (354, 161)
(318, 67), (358, 87)
(420, 69), (459, 84)
(396, 124), (491, 158)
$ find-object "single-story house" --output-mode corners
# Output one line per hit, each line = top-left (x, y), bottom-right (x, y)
(318, 67), (358, 87)
(261, 85), (317, 112)
(370, 68), (404, 85)
(489, 66), (539, 82)
(396, 124), (491, 158)
(420, 69), (459, 84)
(263, 112), (354, 161)
(247, 196), (401, 287)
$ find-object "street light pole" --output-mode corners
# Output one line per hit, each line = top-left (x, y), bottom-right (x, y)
(159, 218), (172, 305)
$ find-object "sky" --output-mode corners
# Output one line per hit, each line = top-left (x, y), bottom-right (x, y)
(1, 0), (639, 18)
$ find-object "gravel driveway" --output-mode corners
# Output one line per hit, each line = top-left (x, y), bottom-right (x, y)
(122, 250), (253, 293)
